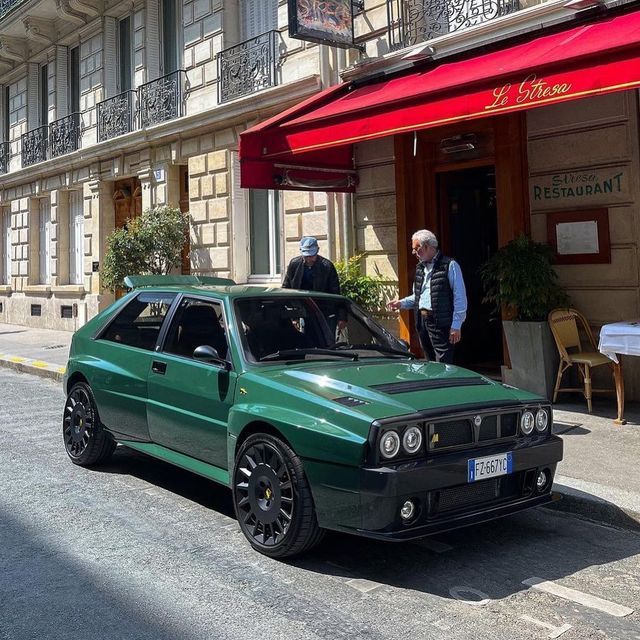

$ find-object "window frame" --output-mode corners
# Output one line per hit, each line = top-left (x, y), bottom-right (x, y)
(1, 208), (10, 286)
(118, 15), (133, 93)
(247, 188), (282, 283)
(39, 63), (48, 128)
(160, 0), (182, 75)
(38, 198), (51, 285)
(160, 294), (232, 365)
(68, 190), (84, 285)
(68, 46), (80, 114)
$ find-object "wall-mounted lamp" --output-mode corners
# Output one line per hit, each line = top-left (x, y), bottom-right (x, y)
(563, 0), (605, 10)
(401, 45), (436, 62)
(275, 171), (357, 190)
(439, 134), (477, 154)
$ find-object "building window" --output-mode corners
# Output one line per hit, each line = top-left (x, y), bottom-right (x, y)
(40, 64), (48, 127)
(162, 0), (179, 74)
(1, 209), (10, 285)
(39, 198), (51, 284)
(118, 17), (132, 92)
(69, 47), (80, 113)
(240, 0), (278, 39)
(69, 191), (84, 285)
(249, 189), (281, 279)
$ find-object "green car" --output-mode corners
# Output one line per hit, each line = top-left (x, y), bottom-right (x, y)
(62, 275), (563, 558)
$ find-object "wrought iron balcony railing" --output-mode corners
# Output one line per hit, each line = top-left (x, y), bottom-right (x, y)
(138, 70), (187, 129)
(97, 91), (137, 142)
(217, 30), (278, 104)
(0, 141), (8, 174)
(387, 0), (521, 50)
(0, 0), (27, 20)
(21, 126), (48, 168)
(49, 112), (81, 159)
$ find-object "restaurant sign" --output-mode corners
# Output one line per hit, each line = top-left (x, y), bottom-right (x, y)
(530, 170), (628, 208)
(288, 0), (358, 49)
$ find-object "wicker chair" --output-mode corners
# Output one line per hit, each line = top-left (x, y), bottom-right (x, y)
(548, 308), (616, 412)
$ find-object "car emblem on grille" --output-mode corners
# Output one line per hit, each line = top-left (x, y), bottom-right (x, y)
(473, 415), (482, 427)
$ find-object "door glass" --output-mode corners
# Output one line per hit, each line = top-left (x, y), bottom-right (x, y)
(164, 298), (228, 360)
(101, 292), (176, 350)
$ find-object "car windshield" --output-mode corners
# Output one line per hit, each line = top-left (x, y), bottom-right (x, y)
(234, 296), (411, 363)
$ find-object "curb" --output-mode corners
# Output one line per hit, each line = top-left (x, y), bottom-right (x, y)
(0, 354), (65, 382)
(545, 482), (640, 532)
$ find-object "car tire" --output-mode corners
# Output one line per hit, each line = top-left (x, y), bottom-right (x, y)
(233, 433), (325, 558)
(63, 382), (116, 466)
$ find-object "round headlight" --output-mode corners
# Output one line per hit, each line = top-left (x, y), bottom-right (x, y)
(520, 410), (535, 435)
(535, 408), (549, 432)
(379, 430), (400, 459)
(402, 426), (423, 454)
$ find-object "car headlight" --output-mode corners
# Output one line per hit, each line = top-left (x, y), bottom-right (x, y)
(535, 408), (549, 432)
(379, 430), (400, 459)
(402, 426), (423, 454)
(520, 410), (535, 435)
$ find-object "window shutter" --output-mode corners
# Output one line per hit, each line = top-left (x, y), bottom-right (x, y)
(39, 199), (51, 284)
(69, 191), (84, 285)
(104, 17), (118, 97)
(27, 63), (39, 131)
(145, 0), (161, 79)
(55, 47), (68, 119)
(231, 152), (248, 283)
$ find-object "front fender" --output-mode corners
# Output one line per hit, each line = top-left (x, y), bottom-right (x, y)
(227, 403), (368, 471)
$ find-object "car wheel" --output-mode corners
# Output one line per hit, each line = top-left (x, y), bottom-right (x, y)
(63, 382), (116, 466)
(233, 433), (324, 558)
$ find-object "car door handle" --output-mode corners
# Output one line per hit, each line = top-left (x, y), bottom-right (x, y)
(151, 361), (167, 375)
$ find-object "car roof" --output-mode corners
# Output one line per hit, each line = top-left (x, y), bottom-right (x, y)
(130, 284), (345, 301)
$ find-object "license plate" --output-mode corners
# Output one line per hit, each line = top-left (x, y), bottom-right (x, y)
(468, 452), (513, 482)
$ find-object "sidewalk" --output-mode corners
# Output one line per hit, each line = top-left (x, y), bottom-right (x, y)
(1, 321), (639, 531)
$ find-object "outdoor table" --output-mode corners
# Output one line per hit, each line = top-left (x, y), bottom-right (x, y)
(598, 320), (640, 425)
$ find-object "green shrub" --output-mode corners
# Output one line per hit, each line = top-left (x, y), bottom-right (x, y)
(101, 205), (190, 292)
(335, 254), (384, 313)
(480, 234), (568, 321)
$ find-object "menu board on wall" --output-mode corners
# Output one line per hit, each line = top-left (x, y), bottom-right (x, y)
(547, 209), (611, 265)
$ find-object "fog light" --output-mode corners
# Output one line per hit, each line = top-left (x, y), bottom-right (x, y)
(536, 470), (548, 491)
(400, 500), (415, 521)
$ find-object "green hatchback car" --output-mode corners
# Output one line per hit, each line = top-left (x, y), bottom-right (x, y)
(62, 275), (563, 558)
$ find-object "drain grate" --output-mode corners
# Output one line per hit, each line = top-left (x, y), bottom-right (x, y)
(44, 344), (66, 350)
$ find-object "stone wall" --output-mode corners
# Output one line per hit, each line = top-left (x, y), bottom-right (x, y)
(527, 90), (640, 398)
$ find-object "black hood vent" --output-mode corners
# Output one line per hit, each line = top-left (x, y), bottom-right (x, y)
(370, 377), (490, 395)
(334, 396), (369, 407)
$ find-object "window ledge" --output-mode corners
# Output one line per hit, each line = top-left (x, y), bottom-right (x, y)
(0, 285), (12, 294)
(23, 285), (52, 295)
(51, 285), (86, 295)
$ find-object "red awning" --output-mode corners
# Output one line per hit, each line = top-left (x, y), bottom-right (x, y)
(240, 8), (640, 191)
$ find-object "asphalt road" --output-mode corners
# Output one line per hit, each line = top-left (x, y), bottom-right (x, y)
(1, 368), (639, 640)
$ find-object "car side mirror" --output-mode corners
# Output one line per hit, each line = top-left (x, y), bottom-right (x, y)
(193, 345), (230, 369)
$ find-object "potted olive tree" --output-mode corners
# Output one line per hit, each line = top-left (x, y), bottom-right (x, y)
(481, 234), (568, 399)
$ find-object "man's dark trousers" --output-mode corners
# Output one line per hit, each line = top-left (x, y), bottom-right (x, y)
(418, 314), (455, 364)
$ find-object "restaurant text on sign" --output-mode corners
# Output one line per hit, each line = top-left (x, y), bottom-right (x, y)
(486, 74), (572, 110)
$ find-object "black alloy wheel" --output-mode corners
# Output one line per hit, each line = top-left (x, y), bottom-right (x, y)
(62, 382), (116, 466)
(233, 433), (324, 558)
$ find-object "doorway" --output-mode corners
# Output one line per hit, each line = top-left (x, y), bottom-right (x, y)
(438, 166), (502, 375)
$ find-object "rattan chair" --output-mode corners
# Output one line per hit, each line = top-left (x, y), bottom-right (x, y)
(548, 308), (616, 412)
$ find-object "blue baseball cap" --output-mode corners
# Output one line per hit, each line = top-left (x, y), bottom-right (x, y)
(300, 236), (319, 256)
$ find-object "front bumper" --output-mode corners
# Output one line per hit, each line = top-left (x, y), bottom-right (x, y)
(333, 435), (563, 540)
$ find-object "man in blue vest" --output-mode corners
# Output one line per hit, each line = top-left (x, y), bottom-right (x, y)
(387, 229), (467, 364)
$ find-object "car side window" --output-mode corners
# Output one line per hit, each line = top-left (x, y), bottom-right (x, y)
(101, 292), (176, 351)
(163, 297), (229, 360)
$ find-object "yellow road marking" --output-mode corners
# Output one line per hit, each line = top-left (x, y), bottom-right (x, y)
(8, 356), (26, 363)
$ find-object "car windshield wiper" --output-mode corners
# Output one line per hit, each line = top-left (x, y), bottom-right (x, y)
(259, 348), (359, 362)
(328, 343), (415, 358)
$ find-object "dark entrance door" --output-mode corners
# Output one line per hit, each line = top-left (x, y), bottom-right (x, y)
(437, 166), (502, 374)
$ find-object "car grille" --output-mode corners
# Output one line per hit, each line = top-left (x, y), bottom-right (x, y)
(428, 411), (519, 452)
(428, 472), (524, 517)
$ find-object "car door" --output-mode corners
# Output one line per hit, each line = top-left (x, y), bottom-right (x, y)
(91, 291), (177, 440)
(146, 296), (237, 469)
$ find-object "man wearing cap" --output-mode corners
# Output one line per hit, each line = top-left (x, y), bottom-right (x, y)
(387, 229), (467, 364)
(283, 237), (341, 295)
(283, 237), (346, 331)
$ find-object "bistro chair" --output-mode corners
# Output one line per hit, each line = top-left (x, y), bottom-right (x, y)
(548, 308), (616, 413)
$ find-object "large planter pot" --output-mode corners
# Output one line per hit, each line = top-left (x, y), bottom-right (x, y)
(502, 320), (559, 400)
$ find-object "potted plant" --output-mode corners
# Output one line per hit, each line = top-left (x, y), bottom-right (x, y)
(481, 234), (569, 399)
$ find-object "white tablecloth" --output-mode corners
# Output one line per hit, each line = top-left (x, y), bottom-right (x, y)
(598, 321), (640, 363)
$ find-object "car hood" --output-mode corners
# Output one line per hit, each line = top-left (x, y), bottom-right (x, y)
(250, 360), (541, 421)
